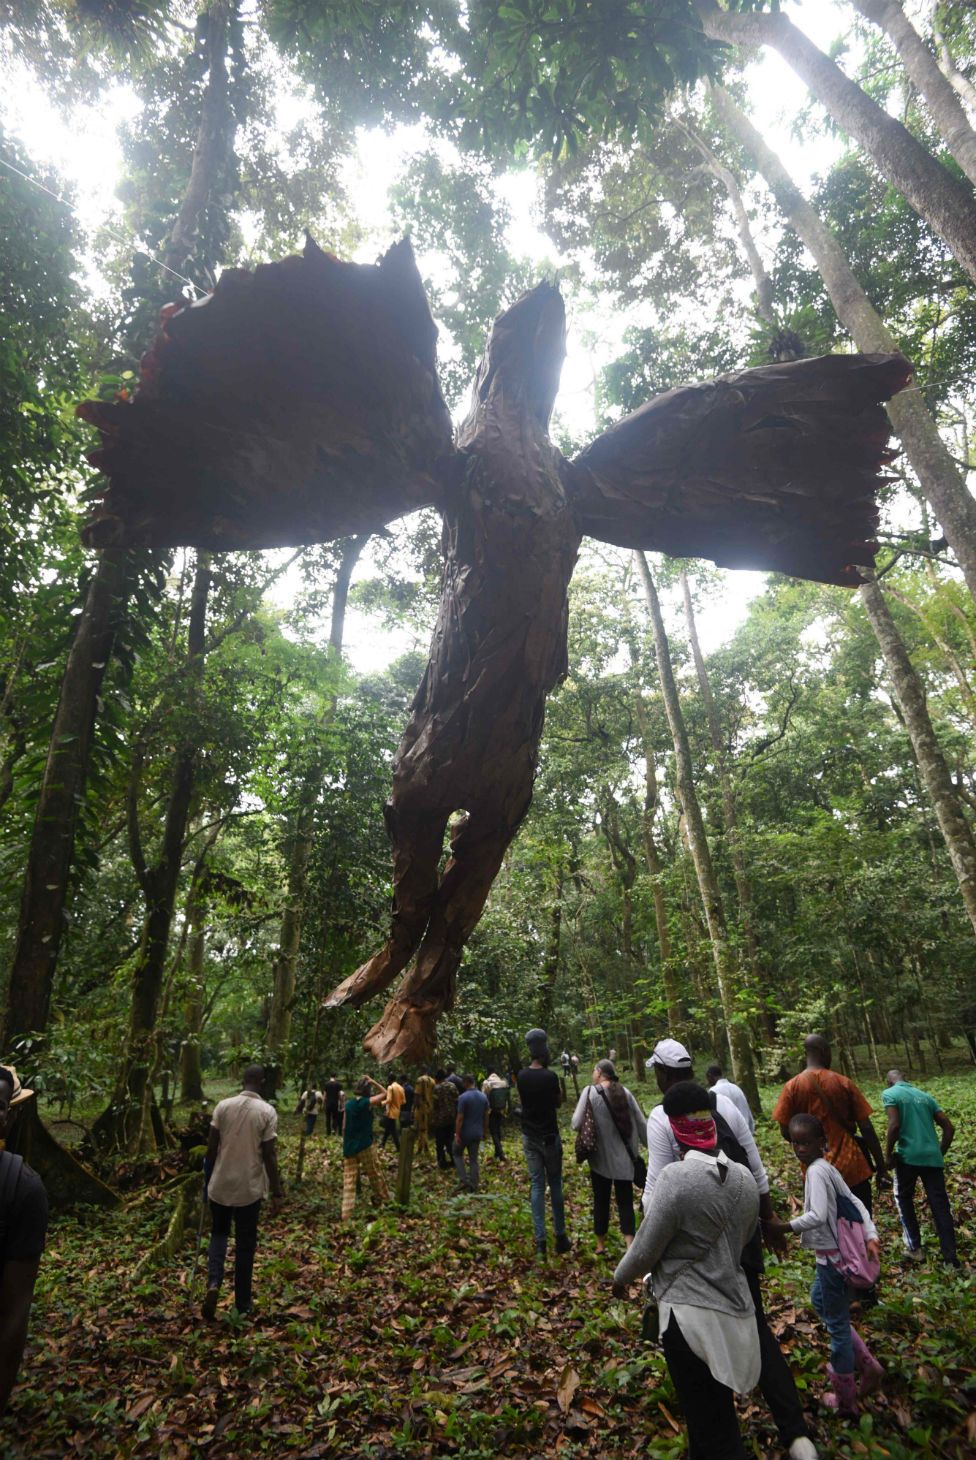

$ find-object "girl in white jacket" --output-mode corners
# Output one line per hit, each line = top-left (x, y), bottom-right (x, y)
(769, 1113), (883, 1418)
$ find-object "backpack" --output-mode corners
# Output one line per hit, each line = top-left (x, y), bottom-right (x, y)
(825, 1172), (881, 1289)
(488, 1084), (509, 1112)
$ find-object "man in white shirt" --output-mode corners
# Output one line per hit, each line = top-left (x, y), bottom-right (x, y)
(706, 1062), (756, 1133)
(642, 1039), (818, 1460)
(203, 1065), (283, 1320)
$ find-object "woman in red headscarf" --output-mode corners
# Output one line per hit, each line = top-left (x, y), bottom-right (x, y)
(612, 1081), (761, 1460)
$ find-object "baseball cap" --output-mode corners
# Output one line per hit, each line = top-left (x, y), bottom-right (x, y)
(0, 1064), (33, 1103)
(647, 1039), (692, 1070)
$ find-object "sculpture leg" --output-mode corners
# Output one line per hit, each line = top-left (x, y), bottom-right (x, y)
(363, 793), (532, 1063)
(325, 801), (453, 1008)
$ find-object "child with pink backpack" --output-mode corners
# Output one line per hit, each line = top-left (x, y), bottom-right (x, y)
(769, 1113), (883, 1418)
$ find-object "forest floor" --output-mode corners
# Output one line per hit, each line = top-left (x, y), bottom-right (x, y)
(2, 1072), (975, 1460)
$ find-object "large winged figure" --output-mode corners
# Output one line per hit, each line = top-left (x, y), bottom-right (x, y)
(79, 237), (910, 1062)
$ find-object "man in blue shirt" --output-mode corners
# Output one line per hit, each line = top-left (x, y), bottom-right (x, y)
(883, 1070), (959, 1268)
(453, 1075), (489, 1192)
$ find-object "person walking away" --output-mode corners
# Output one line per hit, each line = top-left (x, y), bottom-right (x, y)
(431, 1071), (459, 1170)
(572, 1060), (646, 1253)
(644, 1039), (818, 1460)
(322, 1075), (344, 1137)
(377, 1074), (405, 1150)
(413, 1069), (436, 1158)
(768, 1114), (882, 1419)
(481, 1068), (509, 1160)
(882, 1069), (959, 1268)
(613, 1081), (760, 1460)
(203, 1064), (283, 1320)
(446, 1067), (465, 1095)
(706, 1062), (755, 1133)
(517, 1028), (570, 1259)
(341, 1077), (389, 1220)
(0, 1066), (48, 1415)
(453, 1075), (489, 1191)
(296, 1082), (324, 1137)
(401, 1074), (415, 1128)
(772, 1035), (885, 1218)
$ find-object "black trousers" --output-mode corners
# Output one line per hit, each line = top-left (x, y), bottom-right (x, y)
(488, 1110), (505, 1157)
(662, 1312), (746, 1460)
(208, 1198), (261, 1312)
(745, 1265), (810, 1447)
(589, 1169), (635, 1237)
(325, 1106), (342, 1136)
(380, 1115), (400, 1150)
(893, 1160), (958, 1263)
(434, 1125), (454, 1168)
(850, 1177), (873, 1216)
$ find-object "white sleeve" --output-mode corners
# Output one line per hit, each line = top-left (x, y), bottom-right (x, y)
(717, 1094), (769, 1196)
(790, 1162), (832, 1234)
(642, 1107), (678, 1213)
(570, 1087), (590, 1131)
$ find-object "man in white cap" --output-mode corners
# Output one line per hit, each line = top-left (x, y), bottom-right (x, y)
(0, 1064), (49, 1414)
(642, 1039), (818, 1460)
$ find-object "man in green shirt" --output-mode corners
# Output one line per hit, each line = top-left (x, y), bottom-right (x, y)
(882, 1070), (959, 1269)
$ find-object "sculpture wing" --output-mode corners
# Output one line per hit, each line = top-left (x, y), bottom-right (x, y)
(565, 353), (911, 587)
(78, 237), (455, 551)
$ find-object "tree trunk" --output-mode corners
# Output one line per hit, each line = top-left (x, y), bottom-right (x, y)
(265, 535), (368, 1095)
(3, 550), (126, 1046)
(539, 860), (564, 1029)
(859, 571), (976, 937)
(713, 85), (976, 605)
(599, 789), (646, 1076)
(675, 121), (777, 325)
(853, 0), (976, 189)
(697, 0), (976, 286)
(935, 28), (976, 116)
(93, 555), (211, 1154)
(3, 0), (238, 1055)
(634, 692), (682, 1033)
(635, 551), (760, 1107)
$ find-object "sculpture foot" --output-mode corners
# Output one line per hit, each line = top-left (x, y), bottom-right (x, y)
(361, 995), (443, 1065)
(323, 946), (400, 1010)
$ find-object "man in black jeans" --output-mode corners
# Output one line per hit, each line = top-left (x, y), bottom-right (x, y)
(323, 1075), (344, 1137)
(203, 1065), (284, 1320)
(516, 1029), (570, 1260)
(0, 1065), (49, 1415)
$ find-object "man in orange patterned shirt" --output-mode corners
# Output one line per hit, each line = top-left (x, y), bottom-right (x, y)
(772, 1035), (885, 1217)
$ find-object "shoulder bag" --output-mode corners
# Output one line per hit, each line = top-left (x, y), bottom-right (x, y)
(595, 1086), (647, 1193)
(574, 1088), (598, 1164)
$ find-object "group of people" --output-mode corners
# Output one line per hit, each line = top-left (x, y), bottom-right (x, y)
(0, 1032), (963, 1457)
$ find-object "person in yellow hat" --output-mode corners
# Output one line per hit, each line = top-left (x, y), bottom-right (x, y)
(0, 1064), (49, 1414)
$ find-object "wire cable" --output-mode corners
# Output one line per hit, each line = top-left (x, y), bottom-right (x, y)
(0, 151), (204, 297)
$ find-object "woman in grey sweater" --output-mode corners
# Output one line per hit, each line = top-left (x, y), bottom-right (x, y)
(613, 1081), (760, 1460)
(571, 1060), (646, 1252)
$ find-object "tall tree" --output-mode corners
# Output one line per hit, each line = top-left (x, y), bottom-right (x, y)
(852, 0), (976, 189)
(858, 571), (976, 939)
(635, 550), (760, 1106)
(695, 0), (976, 286)
(3, 0), (241, 1052)
(265, 535), (368, 1094)
(712, 84), (976, 605)
(92, 553), (211, 1154)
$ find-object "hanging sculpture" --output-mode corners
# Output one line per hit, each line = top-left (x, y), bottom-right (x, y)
(78, 236), (910, 1061)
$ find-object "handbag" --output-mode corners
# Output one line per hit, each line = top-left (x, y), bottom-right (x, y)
(595, 1086), (646, 1193)
(574, 1089), (598, 1164)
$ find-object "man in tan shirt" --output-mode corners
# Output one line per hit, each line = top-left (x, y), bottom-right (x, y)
(203, 1065), (283, 1320)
